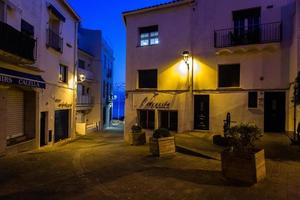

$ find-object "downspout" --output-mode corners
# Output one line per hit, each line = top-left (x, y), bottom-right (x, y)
(190, 1), (196, 132)
(73, 21), (79, 138)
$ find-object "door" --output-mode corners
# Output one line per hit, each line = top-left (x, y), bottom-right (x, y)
(194, 95), (210, 130)
(54, 110), (69, 142)
(264, 92), (285, 132)
(40, 112), (47, 147)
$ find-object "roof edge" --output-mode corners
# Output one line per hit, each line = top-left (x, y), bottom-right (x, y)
(60, 0), (81, 21)
(123, 0), (194, 21)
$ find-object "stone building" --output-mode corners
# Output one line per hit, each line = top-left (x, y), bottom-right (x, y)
(0, 0), (79, 154)
(123, 0), (298, 141)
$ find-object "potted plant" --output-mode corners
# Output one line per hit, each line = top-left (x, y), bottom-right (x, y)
(149, 128), (176, 157)
(221, 123), (265, 184)
(128, 124), (146, 145)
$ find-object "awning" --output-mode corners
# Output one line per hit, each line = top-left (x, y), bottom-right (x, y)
(48, 4), (66, 22)
(0, 67), (46, 89)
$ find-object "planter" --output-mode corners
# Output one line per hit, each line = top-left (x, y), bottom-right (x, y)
(221, 149), (266, 184)
(149, 136), (175, 157)
(128, 132), (146, 145)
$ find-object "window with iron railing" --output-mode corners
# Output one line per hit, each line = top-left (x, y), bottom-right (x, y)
(0, 21), (36, 61)
(47, 28), (63, 52)
(214, 22), (281, 48)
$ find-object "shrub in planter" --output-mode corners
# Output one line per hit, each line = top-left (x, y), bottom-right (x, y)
(128, 124), (146, 145)
(149, 128), (175, 157)
(213, 135), (228, 147)
(221, 123), (265, 184)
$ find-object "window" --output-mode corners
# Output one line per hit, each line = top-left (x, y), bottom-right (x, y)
(0, 0), (5, 22)
(248, 92), (258, 108)
(232, 7), (261, 43)
(138, 110), (155, 129)
(59, 65), (68, 83)
(160, 111), (178, 131)
(78, 59), (85, 69)
(21, 19), (34, 38)
(139, 25), (159, 47)
(218, 64), (240, 88)
(47, 6), (63, 52)
(138, 69), (157, 89)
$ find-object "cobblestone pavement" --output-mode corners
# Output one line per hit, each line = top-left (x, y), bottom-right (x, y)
(0, 131), (299, 200)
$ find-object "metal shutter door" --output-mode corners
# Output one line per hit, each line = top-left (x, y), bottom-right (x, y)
(7, 89), (24, 139)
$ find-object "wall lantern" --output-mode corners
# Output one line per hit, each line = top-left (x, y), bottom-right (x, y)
(182, 50), (192, 90)
(79, 73), (86, 82)
(182, 50), (190, 64)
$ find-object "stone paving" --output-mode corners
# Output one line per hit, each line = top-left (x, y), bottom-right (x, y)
(0, 131), (299, 200)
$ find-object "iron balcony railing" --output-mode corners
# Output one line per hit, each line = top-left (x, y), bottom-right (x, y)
(214, 22), (282, 48)
(77, 95), (94, 106)
(0, 21), (36, 61)
(46, 28), (63, 53)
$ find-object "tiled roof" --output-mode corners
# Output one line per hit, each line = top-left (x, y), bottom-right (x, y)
(122, 0), (191, 15)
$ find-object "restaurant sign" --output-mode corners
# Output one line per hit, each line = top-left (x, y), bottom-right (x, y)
(0, 68), (46, 89)
(139, 97), (171, 109)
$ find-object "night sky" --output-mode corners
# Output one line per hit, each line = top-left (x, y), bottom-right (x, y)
(67, 0), (172, 86)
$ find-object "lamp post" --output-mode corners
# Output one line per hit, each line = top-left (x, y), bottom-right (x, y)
(182, 50), (192, 91)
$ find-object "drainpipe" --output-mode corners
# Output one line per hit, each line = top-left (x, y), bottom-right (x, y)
(73, 21), (79, 138)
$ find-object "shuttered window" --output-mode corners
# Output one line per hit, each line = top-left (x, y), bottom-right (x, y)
(248, 92), (258, 108)
(21, 19), (34, 37)
(7, 89), (24, 139)
(138, 69), (157, 89)
(218, 64), (240, 87)
(138, 109), (155, 130)
(0, 1), (5, 22)
(159, 110), (178, 131)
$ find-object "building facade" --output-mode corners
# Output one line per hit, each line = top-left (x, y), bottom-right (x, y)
(101, 37), (114, 129)
(0, 0), (79, 154)
(76, 27), (114, 133)
(76, 27), (102, 134)
(123, 0), (299, 141)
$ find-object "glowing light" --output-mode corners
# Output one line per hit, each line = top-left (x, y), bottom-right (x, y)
(178, 61), (189, 75)
(79, 74), (86, 82)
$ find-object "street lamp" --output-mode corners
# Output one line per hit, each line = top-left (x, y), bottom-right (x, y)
(182, 50), (190, 65)
(79, 73), (86, 82)
(182, 50), (191, 90)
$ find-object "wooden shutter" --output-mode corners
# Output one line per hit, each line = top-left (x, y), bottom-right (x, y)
(7, 89), (24, 139)
(0, 1), (5, 22)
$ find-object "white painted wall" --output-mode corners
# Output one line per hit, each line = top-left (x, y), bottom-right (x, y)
(124, 0), (297, 139)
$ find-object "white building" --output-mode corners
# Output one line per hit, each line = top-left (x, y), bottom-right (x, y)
(0, 0), (79, 154)
(76, 27), (114, 133)
(123, 0), (299, 142)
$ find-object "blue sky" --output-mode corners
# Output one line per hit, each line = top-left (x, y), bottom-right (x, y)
(67, 0), (172, 85)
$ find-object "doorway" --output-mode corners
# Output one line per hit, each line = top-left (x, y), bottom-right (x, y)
(40, 112), (47, 147)
(264, 92), (285, 132)
(194, 95), (210, 130)
(54, 110), (69, 142)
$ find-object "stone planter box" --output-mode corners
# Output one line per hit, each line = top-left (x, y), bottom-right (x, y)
(221, 149), (266, 184)
(128, 132), (146, 146)
(149, 136), (176, 157)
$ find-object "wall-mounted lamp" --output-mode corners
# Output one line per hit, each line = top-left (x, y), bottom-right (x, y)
(182, 50), (192, 90)
(182, 50), (190, 64)
(79, 73), (86, 82)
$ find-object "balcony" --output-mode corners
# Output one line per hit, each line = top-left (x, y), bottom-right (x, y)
(214, 22), (282, 48)
(77, 95), (94, 110)
(46, 29), (63, 53)
(0, 21), (36, 63)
